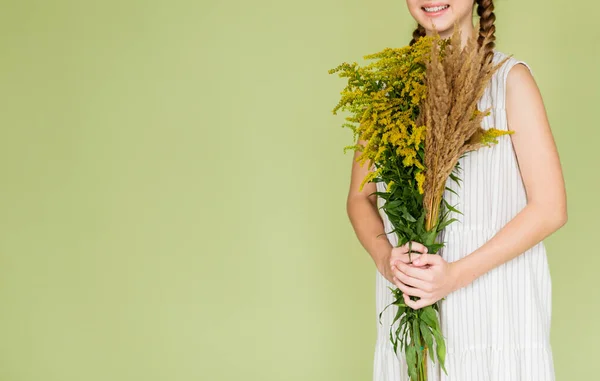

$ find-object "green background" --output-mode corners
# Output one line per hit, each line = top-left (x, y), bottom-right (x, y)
(0, 0), (596, 380)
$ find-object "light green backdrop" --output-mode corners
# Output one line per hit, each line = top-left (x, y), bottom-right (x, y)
(0, 0), (597, 380)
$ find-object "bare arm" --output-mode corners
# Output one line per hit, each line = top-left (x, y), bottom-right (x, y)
(346, 141), (395, 281)
(454, 63), (568, 288)
(347, 140), (433, 284)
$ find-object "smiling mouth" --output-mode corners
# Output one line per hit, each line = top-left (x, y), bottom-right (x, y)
(422, 4), (450, 13)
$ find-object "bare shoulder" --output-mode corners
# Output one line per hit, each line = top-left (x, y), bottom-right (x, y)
(504, 60), (546, 132)
(506, 61), (538, 97)
(502, 57), (567, 225)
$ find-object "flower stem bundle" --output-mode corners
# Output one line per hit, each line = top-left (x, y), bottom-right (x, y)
(329, 23), (512, 381)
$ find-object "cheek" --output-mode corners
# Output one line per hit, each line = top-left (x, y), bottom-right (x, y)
(456, 1), (477, 18)
(405, 0), (423, 21)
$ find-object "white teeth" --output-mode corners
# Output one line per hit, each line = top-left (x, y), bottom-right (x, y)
(423, 5), (449, 12)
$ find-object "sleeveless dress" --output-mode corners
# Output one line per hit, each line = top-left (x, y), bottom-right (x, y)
(373, 50), (555, 381)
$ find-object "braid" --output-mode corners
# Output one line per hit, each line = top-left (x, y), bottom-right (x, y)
(475, 0), (496, 64)
(409, 24), (426, 46)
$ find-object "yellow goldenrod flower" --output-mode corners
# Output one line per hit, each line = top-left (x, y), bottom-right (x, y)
(386, 180), (395, 193)
(415, 171), (425, 194)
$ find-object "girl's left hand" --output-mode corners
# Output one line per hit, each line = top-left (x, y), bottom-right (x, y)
(391, 253), (462, 309)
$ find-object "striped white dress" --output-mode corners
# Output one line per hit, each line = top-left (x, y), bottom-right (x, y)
(373, 50), (555, 381)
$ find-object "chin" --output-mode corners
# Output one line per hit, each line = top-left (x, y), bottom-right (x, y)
(407, 1), (473, 36)
(423, 19), (456, 36)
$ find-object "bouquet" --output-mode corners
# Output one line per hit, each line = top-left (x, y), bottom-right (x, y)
(328, 24), (511, 381)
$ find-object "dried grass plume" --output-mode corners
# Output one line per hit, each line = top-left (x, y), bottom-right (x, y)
(420, 23), (511, 230)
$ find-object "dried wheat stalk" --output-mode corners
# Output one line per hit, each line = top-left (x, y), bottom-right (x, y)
(420, 24), (511, 230)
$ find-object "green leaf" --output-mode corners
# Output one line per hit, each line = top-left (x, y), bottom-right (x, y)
(420, 306), (440, 331)
(380, 290), (406, 325)
(372, 191), (391, 200)
(390, 327), (398, 353)
(413, 318), (422, 360)
(448, 172), (462, 187)
(419, 321), (435, 363)
(444, 186), (459, 197)
(383, 207), (401, 217)
(422, 229), (437, 245)
(431, 328), (448, 374)
(397, 205), (417, 222)
(378, 301), (393, 326)
(428, 243), (444, 254)
(383, 200), (404, 210)
(439, 207), (451, 221)
(412, 319), (422, 347)
(437, 217), (459, 231)
(399, 312), (411, 328)
(395, 323), (404, 349)
(442, 198), (463, 216)
(391, 304), (407, 326)
(405, 344), (418, 380)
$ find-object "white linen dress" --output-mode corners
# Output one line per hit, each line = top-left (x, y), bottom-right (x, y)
(373, 50), (555, 381)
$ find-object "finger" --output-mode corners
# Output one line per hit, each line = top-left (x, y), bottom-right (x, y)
(392, 264), (431, 289)
(391, 246), (408, 256)
(393, 277), (428, 298)
(406, 244), (426, 264)
(413, 253), (441, 266)
(391, 242), (428, 257)
(395, 261), (433, 283)
(403, 241), (428, 254)
(390, 243), (428, 266)
(403, 293), (433, 310)
(410, 254), (430, 267)
(390, 253), (423, 267)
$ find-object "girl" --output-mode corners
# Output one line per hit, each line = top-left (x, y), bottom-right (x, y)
(345, 1), (567, 380)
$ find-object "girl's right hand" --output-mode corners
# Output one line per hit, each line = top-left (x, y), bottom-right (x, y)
(382, 241), (428, 285)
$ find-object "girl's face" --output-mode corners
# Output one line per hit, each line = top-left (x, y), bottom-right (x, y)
(405, 0), (476, 37)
